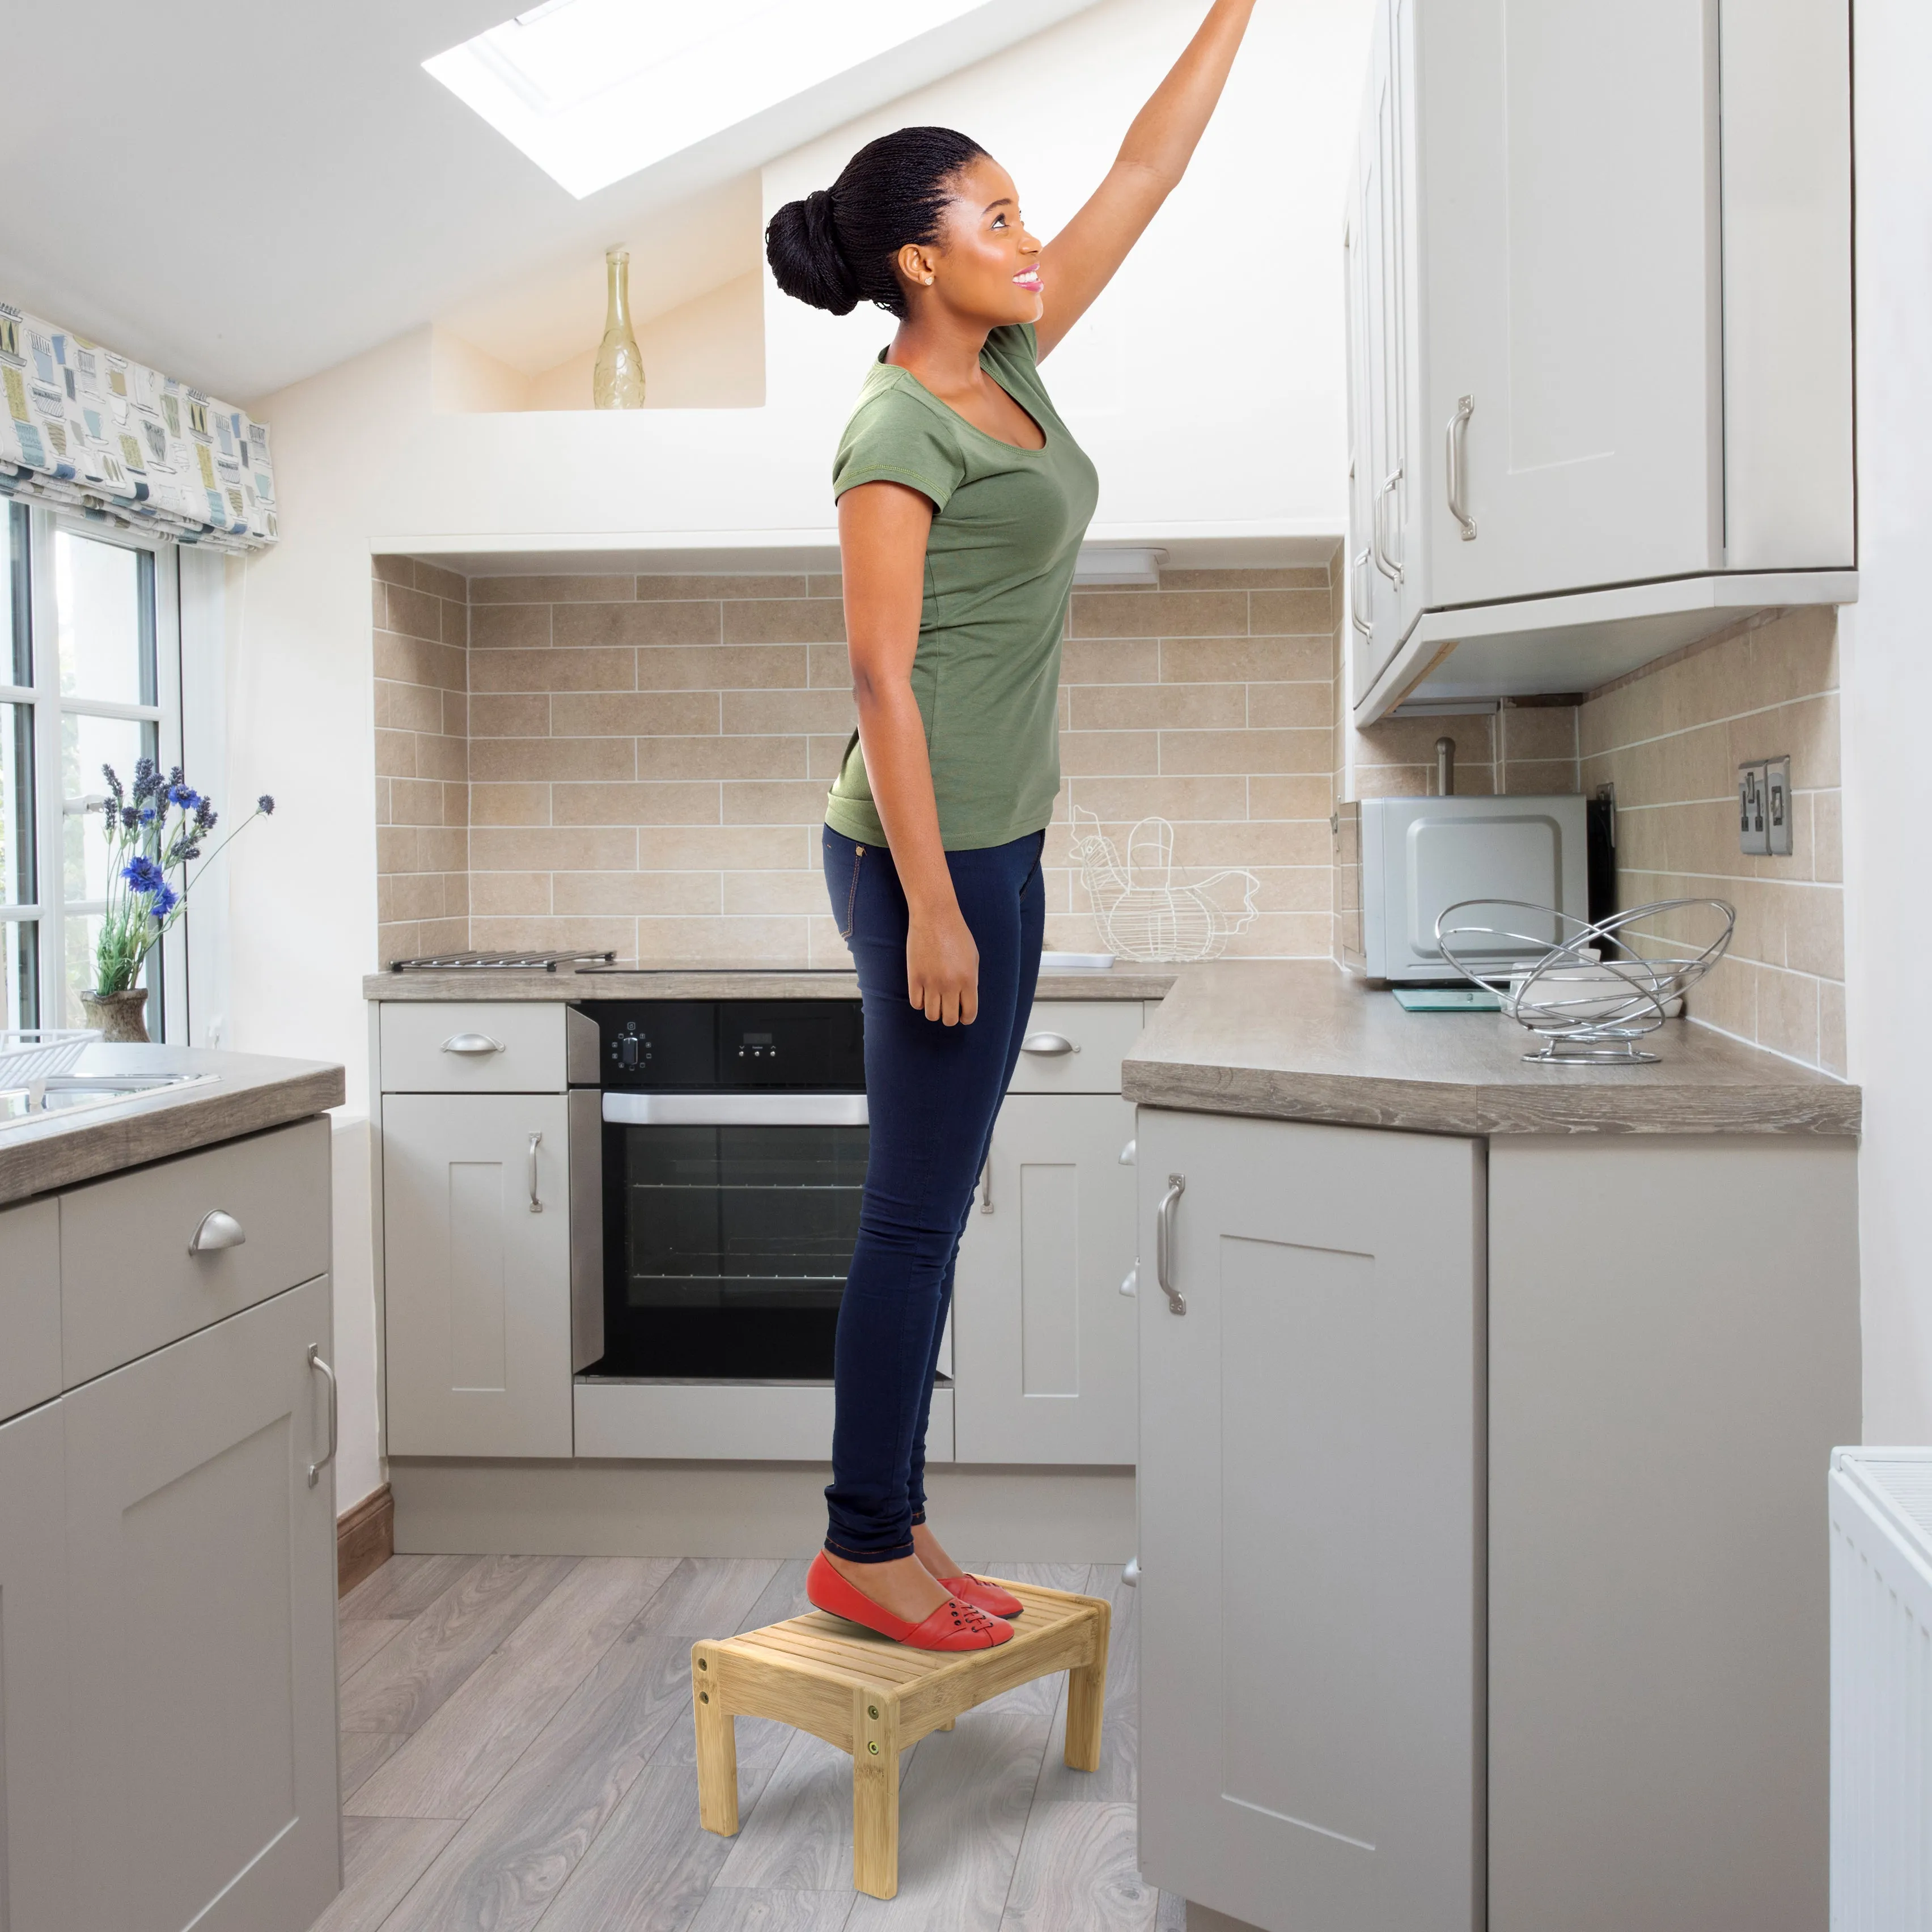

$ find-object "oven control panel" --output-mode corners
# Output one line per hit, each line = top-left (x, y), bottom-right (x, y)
(575, 1000), (865, 1090)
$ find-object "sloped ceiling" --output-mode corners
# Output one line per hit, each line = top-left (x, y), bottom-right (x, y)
(0, 0), (1099, 405)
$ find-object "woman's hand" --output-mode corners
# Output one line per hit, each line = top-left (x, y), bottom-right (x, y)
(907, 901), (980, 1027)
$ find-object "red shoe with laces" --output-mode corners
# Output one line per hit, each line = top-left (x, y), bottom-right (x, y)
(936, 1573), (1025, 1620)
(807, 1553), (1012, 1650)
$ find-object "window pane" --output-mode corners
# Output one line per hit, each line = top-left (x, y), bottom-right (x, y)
(3, 503), (27, 687)
(62, 711), (157, 904)
(3, 918), (37, 1032)
(2, 700), (33, 907)
(54, 529), (154, 705)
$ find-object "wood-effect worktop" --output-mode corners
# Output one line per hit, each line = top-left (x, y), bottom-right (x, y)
(1123, 960), (1859, 1136)
(363, 965), (1173, 1002)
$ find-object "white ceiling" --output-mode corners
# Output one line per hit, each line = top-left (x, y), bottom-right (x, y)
(0, 0), (1101, 406)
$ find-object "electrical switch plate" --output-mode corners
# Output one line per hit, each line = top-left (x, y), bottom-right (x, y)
(1738, 762), (1769, 855)
(1764, 755), (1793, 856)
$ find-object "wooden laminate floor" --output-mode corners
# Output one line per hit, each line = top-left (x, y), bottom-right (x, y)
(315, 1553), (1185, 1932)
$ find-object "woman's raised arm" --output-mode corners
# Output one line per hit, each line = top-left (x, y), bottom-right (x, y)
(1035, 0), (1257, 359)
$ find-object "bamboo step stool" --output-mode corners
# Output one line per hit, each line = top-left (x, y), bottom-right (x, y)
(692, 1578), (1111, 1900)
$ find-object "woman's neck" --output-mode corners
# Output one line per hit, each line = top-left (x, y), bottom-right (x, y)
(884, 311), (992, 400)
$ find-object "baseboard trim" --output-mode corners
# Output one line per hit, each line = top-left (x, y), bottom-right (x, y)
(337, 1482), (395, 1596)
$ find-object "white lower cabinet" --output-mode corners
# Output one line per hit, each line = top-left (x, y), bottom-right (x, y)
(1135, 1108), (1482, 1932)
(953, 1094), (1139, 1464)
(383, 1091), (574, 1457)
(61, 1276), (341, 1932)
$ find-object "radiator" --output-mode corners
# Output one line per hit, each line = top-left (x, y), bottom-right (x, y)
(1831, 1448), (1932, 1929)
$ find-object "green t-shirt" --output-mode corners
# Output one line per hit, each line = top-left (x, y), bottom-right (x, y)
(825, 323), (1099, 851)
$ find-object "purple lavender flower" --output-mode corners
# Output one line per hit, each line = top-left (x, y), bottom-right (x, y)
(257, 794), (276, 815)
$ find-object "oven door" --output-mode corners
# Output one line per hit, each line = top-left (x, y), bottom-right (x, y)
(596, 1092), (867, 1380)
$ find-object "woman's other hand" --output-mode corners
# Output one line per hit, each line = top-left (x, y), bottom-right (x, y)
(907, 902), (980, 1026)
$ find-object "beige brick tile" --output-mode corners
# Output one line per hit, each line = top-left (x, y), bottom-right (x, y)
(373, 630), (465, 691)
(1728, 694), (1839, 790)
(1245, 866), (1334, 913)
(375, 680), (443, 735)
(470, 694), (552, 739)
(443, 873), (472, 920)
(1162, 567), (1328, 591)
(1061, 731), (1159, 776)
(421, 827), (469, 874)
(1160, 635), (1332, 685)
(469, 604), (552, 649)
(475, 647), (633, 694)
(808, 643), (852, 688)
(1219, 912), (1333, 958)
(554, 601), (721, 647)
(807, 916), (857, 968)
(723, 780), (838, 824)
(440, 599), (468, 649)
(635, 826), (813, 871)
(631, 916), (811, 967)
(551, 692), (721, 738)
(1243, 683), (1332, 730)
(1745, 604), (1838, 707)
(379, 870), (446, 924)
(635, 736), (807, 781)
(1160, 728), (1327, 776)
(723, 870), (836, 915)
(635, 574), (806, 600)
(1811, 790), (1842, 883)
(472, 915), (638, 956)
(806, 574), (845, 599)
(1499, 706), (1579, 761)
(416, 733), (468, 783)
(722, 688), (857, 735)
(443, 781), (470, 827)
(377, 921), (421, 967)
(1355, 714), (1497, 766)
(372, 554), (413, 588)
(1064, 776), (1249, 823)
(1819, 980), (1847, 1077)
(1687, 954), (1756, 1040)
(442, 691), (469, 738)
(470, 827), (637, 871)
(1782, 883), (1845, 980)
(1070, 683), (1244, 730)
(468, 574), (634, 604)
(1060, 638), (1159, 685)
(372, 579), (385, 629)
(384, 582), (444, 642)
(807, 734), (856, 780)
(1351, 764), (1496, 798)
(468, 736), (633, 782)
(1500, 760), (1579, 796)
(376, 827), (420, 875)
(471, 783), (552, 826)
(722, 598), (848, 645)
(552, 782), (721, 826)
(388, 778), (449, 826)
(1070, 590), (1248, 638)
(1755, 965), (1820, 1065)
(1248, 775), (1336, 820)
(1170, 820), (1331, 867)
(469, 871), (552, 917)
(413, 560), (467, 604)
(636, 645), (810, 690)
(553, 871), (721, 916)
(1247, 588), (1336, 636)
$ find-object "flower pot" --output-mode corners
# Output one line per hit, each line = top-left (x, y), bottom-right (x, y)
(80, 988), (150, 1043)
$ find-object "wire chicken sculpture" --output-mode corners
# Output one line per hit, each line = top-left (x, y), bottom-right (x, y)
(1069, 806), (1259, 963)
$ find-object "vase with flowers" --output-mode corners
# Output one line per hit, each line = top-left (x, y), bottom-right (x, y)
(83, 758), (274, 1042)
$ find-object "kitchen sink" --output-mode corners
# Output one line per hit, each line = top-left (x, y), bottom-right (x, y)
(0, 1070), (219, 1130)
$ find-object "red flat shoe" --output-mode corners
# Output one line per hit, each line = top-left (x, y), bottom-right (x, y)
(807, 1553), (1013, 1651)
(937, 1574), (1024, 1620)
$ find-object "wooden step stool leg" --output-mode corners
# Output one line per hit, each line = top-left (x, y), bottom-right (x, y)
(1064, 1600), (1112, 1773)
(851, 1688), (901, 1900)
(692, 1644), (738, 1836)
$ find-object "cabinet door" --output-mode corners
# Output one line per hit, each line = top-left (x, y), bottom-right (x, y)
(0, 1401), (70, 1932)
(1414, 0), (1721, 607)
(62, 1278), (340, 1932)
(1136, 1111), (1481, 1932)
(953, 1095), (1138, 1465)
(382, 1091), (573, 1457)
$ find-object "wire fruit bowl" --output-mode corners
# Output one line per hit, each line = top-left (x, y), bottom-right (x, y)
(0, 1027), (102, 1085)
(1434, 898), (1736, 1064)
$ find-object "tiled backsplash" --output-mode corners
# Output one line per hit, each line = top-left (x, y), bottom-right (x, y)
(1579, 606), (1844, 1073)
(371, 560), (1341, 968)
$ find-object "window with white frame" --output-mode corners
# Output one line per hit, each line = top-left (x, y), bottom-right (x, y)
(0, 500), (184, 1036)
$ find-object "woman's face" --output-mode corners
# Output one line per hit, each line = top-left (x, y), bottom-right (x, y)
(901, 156), (1043, 327)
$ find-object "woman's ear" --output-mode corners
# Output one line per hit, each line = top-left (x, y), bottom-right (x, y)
(897, 242), (938, 290)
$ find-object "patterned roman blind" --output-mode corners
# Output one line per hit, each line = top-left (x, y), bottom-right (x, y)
(0, 299), (276, 552)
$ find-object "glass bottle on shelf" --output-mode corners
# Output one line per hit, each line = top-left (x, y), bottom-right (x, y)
(592, 247), (646, 409)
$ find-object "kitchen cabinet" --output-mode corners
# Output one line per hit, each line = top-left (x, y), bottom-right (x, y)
(62, 1277), (340, 1932)
(1346, 0), (1854, 719)
(382, 1090), (574, 1457)
(951, 1093), (1139, 1465)
(1134, 1108), (1482, 1932)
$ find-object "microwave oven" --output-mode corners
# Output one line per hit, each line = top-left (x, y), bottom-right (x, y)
(1337, 794), (1589, 984)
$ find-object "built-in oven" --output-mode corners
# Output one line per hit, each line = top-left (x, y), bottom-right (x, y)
(572, 999), (867, 1381)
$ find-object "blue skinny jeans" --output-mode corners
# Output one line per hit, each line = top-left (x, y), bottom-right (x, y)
(820, 823), (1045, 1562)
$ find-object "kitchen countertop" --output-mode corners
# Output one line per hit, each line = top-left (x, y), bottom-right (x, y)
(1122, 960), (1861, 1136)
(0, 1044), (345, 1206)
(363, 964), (1176, 1002)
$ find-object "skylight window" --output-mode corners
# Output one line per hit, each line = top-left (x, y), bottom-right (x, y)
(425, 0), (995, 199)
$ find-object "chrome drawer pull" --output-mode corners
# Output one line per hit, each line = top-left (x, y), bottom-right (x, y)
(188, 1209), (246, 1256)
(1118, 1137), (1136, 1166)
(979, 1154), (993, 1214)
(307, 1346), (338, 1489)
(1120, 1264), (1138, 1298)
(528, 1131), (544, 1214)
(1154, 1173), (1187, 1316)
(442, 1032), (504, 1056)
(1446, 394), (1477, 540)
(1020, 1032), (1079, 1057)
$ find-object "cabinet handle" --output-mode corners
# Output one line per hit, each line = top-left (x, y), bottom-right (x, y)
(442, 1032), (504, 1056)
(528, 1131), (544, 1214)
(1155, 1173), (1187, 1316)
(307, 1345), (337, 1489)
(1372, 467), (1404, 586)
(1349, 548), (1374, 639)
(188, 1209), (245, 1256)
(1120, 1264), (1138, 1298)
(1020, 1032), (1078, 1057)
(1446, 395), (1477, 541)
(1117, 1137), (1136, 1166)
(979, 1153), (993, 1214)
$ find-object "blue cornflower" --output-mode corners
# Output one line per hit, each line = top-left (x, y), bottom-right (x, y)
(122, 855), (166, 896)
(257, 794), (276, 816)
(138, 805), (156, 824)
(149, 883), (179, 919)
(168, 783), (200, 811)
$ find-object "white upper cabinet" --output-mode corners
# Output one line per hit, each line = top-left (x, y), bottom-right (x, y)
(1346, 0), (1854, 719)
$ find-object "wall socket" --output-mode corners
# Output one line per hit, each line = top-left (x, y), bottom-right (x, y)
(1738, 756), (1793, 857)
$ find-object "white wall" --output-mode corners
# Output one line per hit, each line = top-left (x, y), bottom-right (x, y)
(1845, 0), (1932, 1440)
(234, 0), (1368, 1509)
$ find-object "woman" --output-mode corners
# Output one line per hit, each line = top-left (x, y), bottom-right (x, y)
(766, 0), (1256, 1652)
